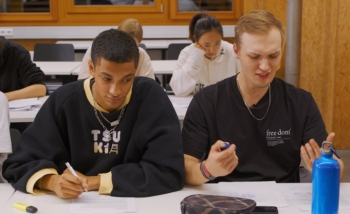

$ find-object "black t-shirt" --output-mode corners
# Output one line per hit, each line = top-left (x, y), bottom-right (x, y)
(182, 75), (327, 183)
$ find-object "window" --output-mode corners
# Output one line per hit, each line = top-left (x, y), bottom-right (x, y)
(171, 0), (241, 20)
(0, 0), (57, 21)
(66, 0), (162, 13)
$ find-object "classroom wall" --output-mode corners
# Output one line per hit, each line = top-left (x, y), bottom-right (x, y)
(300, 0), (350, 149)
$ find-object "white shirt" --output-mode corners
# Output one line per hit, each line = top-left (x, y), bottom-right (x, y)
(170, 40), (240, 96)
(0, 92), (12, 183)
(78, 46), (155, 80)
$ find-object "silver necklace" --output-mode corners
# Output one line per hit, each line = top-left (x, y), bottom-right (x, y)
(236, 76), (271, 121)
(92, 84), (126, 141)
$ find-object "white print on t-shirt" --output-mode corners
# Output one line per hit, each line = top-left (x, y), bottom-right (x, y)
(91, 130), (121, 154)
(266, 129), (291, 146)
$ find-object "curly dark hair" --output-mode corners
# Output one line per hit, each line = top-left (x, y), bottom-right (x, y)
(91, 29), (139, 69)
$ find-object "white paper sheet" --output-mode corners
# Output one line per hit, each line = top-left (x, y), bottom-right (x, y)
(278, 183), (350, 211)
(9, 98), (41, 111)
(69, 192), (136, 214)
(219, 181), (288, 208)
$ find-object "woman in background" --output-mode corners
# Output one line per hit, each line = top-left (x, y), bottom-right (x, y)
(78, 18), (154, 80)
(170, 12), (240, 96)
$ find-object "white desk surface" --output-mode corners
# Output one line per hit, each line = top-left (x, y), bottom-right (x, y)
(2, 183), (350, 214)
(9, 96), (49, 123)
(0, 183), (16, 211)
(57, 39), (191, 50)
(34, 61), (81, 75)
(71, 60), (177, 75)
(151, 60), (177, 74)
(9, 95), (191, 123)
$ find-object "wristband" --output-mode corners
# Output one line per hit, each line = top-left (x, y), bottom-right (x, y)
(200, 161), (216, 180)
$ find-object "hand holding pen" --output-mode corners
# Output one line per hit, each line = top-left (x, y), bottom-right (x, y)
(204, 140), (239, 178)
(65, 162), (88, 192)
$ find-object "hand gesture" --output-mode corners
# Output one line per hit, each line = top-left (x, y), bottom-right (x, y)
(204, 140), (238, 177)
(301, 132), (335, 172)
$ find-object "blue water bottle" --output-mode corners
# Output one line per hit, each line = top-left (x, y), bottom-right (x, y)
(312, 142), (341, 214)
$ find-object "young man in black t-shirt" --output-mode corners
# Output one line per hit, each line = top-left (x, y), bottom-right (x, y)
(182, 10), (344, 185)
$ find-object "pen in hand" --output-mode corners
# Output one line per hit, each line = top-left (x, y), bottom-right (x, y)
(65, 162), (88, 192)
(221, 142), (237, 151)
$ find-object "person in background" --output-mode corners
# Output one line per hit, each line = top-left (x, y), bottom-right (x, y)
(169, 12), (240, 96)
(182, 10), (344, 185)
(0, 37), (47, 101)
(78, 18), (154, 80)
(0, 92), (12, 183)
(3, 29), (184, 198)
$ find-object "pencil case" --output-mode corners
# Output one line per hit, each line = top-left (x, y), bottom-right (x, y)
(180, 194), (256, 214)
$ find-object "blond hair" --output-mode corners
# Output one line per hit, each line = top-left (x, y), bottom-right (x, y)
(235, 10), (284, 49)
(117, 19), (143, 44)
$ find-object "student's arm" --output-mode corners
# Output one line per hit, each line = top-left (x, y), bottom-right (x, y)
(77, 46), (92, 80)
(136, 48), (155, 79)
(104, 80), (185, 197)
(2, 93), (70, 195)
(36, 169), (99, 199)
(169, 45), (205, 96)
(300, 94), (345, 179)
(9, 46), (47, 100)
(301, 132), (344, 179)
(5, 84), (46, 101)
(185, 141), (238, 185)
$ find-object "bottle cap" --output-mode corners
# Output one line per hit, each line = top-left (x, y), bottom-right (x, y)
(321, 142), (332, 154)
(321, 141), (341, 159)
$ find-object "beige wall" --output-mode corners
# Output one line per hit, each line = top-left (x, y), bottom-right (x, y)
(301, 0), (350, 149)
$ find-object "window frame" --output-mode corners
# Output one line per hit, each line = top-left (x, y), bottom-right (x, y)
(66, 0), (163, 14)
(0, 0), (57, 21)
(170, 0), (242, 20)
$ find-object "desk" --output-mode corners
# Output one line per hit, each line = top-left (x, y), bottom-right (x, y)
(2, 183), (350, 213)
(151, 60), (177, 75)
(9, 96), (49, 123)
(56, 39), (190, 51)
(0, 183), (15, 211)
(71, 60), (177, 76)
(9, 96), (191, 123)
(34, 61), (81, 75)
(168, 95), (192, 120)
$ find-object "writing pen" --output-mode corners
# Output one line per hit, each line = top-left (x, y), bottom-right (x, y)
(221, 142), (237, 151)
(65, 162), (88, 192)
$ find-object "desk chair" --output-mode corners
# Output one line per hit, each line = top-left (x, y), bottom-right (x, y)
(299, 166), (312, 183)
(10, 128), (21, 152)
(167, 43), (191, 60)
(164, 43), (191, 93)
(34, 43), (75, 62)
(33, 43), (76, 93)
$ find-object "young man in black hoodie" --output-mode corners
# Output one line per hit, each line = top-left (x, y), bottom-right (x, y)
(3, 29), (185, 198)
